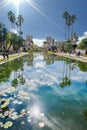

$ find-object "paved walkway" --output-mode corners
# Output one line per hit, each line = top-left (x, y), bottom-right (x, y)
(0, 52), (28, 65)
(55, 53), (87, 63)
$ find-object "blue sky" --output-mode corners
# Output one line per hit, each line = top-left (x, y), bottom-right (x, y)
(0, 0), (87, 45)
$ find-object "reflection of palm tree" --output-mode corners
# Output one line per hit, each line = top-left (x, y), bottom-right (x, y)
(60, 76), (71, 88)
(27, 53), (34, 66)
(11, 71), (18, 88)
(18, 67), (26, 85)
(11, 69), (26, 87)
(60, 61), (71, 88)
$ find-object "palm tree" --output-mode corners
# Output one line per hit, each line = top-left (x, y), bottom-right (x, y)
(63, 11), (69, 41)
(16, 15), (24, 35)
(66, 14), (72, 40)
(71, 14), (76, 39)
(15, 21), (19, 33)
(7, 11), (16, 31)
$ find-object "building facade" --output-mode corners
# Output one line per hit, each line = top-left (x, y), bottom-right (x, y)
(24, 35), (34, 51)
(45, 36), (65, 51)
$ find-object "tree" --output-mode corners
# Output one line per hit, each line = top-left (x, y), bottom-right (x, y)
(63, 11), (69, 41)
(71, 15), (76, 38)
(79, 38), (87, 54)
(16, 15), (24, 35)
(0, 23), (8, 51)
(66, 14), (72, 40)
(7, 11), (16, 31)
(0, 23), (5, 50)
(63, 11), (77, 42)
(16, 35), (24, 50)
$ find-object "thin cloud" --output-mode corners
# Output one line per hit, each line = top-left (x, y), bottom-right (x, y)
(33, 38), (45, 46)
(77, 31), (87, 44)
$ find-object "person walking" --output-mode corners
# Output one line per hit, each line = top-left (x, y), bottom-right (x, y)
(3, 52), (6, 60)
(6, 51), (9, 60)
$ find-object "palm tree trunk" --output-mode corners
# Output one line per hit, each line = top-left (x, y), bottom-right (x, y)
(71, 24), (73, 39)
(69, 64), (71, 78)
(65, 63), (67, 78)
(63, 61), (65, 79)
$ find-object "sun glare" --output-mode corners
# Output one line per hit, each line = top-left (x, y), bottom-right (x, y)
(13, 0), (21, 6)
(12, 0), (22, 15)
(31, 106), (40, 118)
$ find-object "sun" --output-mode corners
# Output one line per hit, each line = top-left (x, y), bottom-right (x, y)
(11, 0), (23, 15)
(13, 0), (21, 6)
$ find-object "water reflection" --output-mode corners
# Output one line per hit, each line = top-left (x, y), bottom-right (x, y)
(77, 62), (87, 72)
(83, 110), (87, 121)
(0, 53), (86, 85)
(0, 58), (24, 83)
(27, 52), (34, 66)
(0, 53), (87, 130)
(43, 52), (60, 65)
(11, 68), (26, 88)
(60, 61), (72, 88)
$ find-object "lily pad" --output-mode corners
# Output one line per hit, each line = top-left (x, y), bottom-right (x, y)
(0, 113), (3, 118)
(4, 111), (9, 117)
(4, 121), (13, 129)
(7, 87), (15, 94)
(18, 101), (23, 104)
(1, 99), (10, 109)
(9, 112), (19, 120)
(13, 100), (19, 104)
(21, 112), (26, 117)
(0, 122), (3, 127)
(21, 121), (25, 125)
(21, 109), (26, 113)
(28, 119), (31, 123)
(18, 91), (30, 100)
(38, 122), (45, 128)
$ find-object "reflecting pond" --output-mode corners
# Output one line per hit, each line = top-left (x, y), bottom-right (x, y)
(0, 52), (87, 130)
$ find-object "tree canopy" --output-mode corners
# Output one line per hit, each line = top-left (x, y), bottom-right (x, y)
(79, 38), (87, 53)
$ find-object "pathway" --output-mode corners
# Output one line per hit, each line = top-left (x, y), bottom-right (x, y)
(0, 52), (28, 65)
(55, 53), (87, 63)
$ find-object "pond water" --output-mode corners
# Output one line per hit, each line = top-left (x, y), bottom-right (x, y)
(0, 52), (87, 130)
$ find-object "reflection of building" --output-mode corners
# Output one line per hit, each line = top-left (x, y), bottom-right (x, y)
(24, 35), (34, 51)
(44, 53), (59, 65)
(45, 36), (65, 51)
